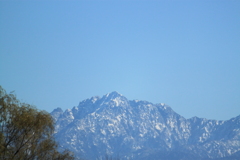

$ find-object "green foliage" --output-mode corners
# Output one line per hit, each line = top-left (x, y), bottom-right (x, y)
(0, 86), (74, 160)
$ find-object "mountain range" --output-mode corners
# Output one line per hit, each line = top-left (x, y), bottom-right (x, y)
(51, 91), (240, 160)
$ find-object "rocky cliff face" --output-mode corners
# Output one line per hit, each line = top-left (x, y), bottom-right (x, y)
(51, 92), (240, 160)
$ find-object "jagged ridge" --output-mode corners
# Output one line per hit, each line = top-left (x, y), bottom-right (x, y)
(51, 92), (240, 160)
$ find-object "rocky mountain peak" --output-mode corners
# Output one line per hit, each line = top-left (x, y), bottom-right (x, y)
(51, 92), (240, 160)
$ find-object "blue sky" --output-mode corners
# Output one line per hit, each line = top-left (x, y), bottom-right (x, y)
(0, 0), (239, 120)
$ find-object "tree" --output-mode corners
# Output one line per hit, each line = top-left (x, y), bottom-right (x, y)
(0, 86), (74, 160)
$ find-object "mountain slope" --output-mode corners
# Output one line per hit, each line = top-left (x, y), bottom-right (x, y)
(51, 92), (240, 160)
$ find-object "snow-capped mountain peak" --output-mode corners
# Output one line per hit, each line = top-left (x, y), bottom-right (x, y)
(101, 91), (124, 101)
(51, 92), (240, 160)
(105, 91), (123, 98)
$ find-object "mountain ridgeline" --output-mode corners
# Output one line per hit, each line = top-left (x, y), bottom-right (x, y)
(51, 92), (240, 160)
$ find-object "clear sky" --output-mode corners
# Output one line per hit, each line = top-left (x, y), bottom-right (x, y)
(0, 0), (239, 120)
